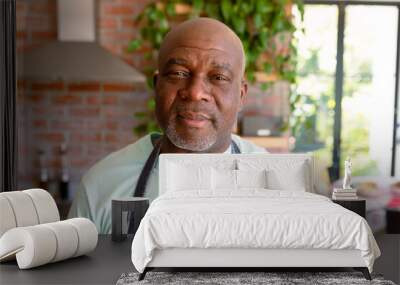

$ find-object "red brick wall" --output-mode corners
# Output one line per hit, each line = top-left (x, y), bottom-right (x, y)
(16, 0), (57, 52)
(17, 79), (147, 197)
(97, 0), (153, 69)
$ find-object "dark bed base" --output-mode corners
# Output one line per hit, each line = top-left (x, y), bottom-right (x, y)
(138, 267), (372, 281)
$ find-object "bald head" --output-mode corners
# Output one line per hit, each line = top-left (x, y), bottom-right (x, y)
(154, 17), (248, 154)
(158, 18), (246, 76)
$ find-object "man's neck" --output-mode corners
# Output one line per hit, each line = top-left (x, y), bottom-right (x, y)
(159, 135), (231, 154)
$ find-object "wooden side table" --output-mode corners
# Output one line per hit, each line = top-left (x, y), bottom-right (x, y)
(332, 198), (366, 218)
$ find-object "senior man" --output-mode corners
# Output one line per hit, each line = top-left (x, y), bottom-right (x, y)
(69, 17), (266, 234)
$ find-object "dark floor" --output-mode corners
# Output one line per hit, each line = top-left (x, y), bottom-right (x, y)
(373, 233), (400, 284)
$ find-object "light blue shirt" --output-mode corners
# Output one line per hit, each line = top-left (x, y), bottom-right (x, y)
(68, 133), (266, 234)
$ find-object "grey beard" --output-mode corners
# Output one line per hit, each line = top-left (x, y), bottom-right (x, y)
(165, 121), (218, 152)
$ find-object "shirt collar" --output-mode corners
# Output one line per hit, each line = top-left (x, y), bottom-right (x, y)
(224, 144), (232, 154)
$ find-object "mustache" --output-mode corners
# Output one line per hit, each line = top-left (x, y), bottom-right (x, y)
(173, 103), (217, 121)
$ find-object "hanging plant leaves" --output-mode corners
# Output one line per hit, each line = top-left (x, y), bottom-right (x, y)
(232, 17), (246, 36)
(221, 0), (231, 21)
(127, 39), (142, 52)
(165, 2), (176, 16)
(253, 13), (263, 30)
(260, 82), (271, 91)
(192, 0), (204, 15)
(204, 2), (219, 19)
(147, 97), (156, 110)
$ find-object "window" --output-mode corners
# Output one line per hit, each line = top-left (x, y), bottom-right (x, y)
(294, 1), (400, 180)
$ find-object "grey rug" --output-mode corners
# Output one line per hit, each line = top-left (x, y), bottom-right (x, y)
(116, 271), (396, 285)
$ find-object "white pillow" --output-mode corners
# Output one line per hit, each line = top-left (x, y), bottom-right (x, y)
(266, 163), (307, 191)
(236, 169), (268, 189)
(167, 163), (212, 191)
(211, 168), (268, 190)
(238, 159), (309, 192)
(212, 168), (236, 190)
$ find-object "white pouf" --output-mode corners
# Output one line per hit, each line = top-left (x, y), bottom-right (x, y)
(0, 189), (60, 238)
(0, 218), (98, 269)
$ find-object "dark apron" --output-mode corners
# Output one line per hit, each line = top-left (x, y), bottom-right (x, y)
(127, 134), (241, 234)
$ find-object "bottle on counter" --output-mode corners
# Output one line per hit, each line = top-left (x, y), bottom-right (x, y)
(59, 143), (69, 200)
(38, 149), (49, 191)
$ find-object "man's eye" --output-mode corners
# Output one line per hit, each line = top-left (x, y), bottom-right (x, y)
(168, 71), (189, 78)
(211, 74), (229, 81)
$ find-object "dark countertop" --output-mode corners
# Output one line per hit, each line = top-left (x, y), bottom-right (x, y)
(374, 233), (400, 284)
(0, 235), (134, 285)
(1, 234), (398, 285)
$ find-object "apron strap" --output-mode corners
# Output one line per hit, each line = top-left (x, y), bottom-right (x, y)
(231, 140), (241, 154)
(133, 138), (162, 198)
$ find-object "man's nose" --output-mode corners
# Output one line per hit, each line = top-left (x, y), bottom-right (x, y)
(179, 76), (211, 101)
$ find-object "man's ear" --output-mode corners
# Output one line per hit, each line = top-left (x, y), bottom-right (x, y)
(238, 80), (248, 111)
(153, 71), (159, 89)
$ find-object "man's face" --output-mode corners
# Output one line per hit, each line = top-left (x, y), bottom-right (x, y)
(155, 42), (246, 152)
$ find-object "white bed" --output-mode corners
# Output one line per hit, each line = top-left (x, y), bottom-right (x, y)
(131, 154), (380, 280)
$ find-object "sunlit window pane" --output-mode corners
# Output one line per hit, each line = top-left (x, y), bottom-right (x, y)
(294, 5), (338, 168)
(342, 6), (398, 176)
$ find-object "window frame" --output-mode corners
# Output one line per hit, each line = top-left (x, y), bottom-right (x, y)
(0, 0), (17, 192)
(303, 0), (400, 180)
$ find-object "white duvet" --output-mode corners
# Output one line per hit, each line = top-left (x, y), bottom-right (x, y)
(131, 190), (380, 273)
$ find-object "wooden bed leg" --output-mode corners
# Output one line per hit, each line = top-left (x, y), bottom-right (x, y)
(354, 267), (371, 280)
(138, 268), (147, 281)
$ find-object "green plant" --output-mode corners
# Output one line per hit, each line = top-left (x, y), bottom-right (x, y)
(128, 0), (304, 136)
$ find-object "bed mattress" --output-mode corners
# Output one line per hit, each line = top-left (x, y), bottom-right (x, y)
(131, 190), (380, 273)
